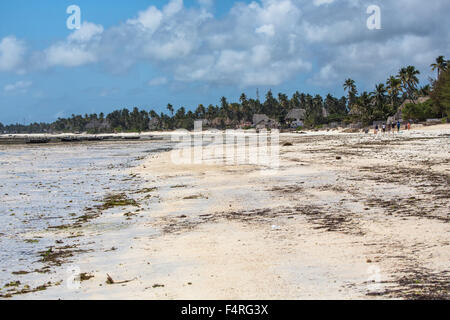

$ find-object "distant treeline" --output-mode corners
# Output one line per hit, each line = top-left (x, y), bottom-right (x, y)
(1, 56), (449, 134)
(0, 92), (347, 134)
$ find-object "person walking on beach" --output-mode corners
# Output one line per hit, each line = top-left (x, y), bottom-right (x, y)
(382, 124), (386, 134)
(397, 121), (401, 132)
(374, 124), (379, 134)
(407, 122), (411, 130)
(391, 122), (396, 134)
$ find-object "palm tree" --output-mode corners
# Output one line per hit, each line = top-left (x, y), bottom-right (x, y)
(355, 91), (374, 124)
(343, 79), (356, 97)
(406, 66), (420, 87)
(372, 84), (386, 102)
(386, 76), (402, 98)
(167, 104), (174, 116)
(398, 66), (420, 101)
(371, 83), (389, 117)
(386, 76), (402, 110)
(419, 84), (431, 97)
(430, 56), (448, 80)
(343, 78), (357, 110)
(398, 67), (408, 90)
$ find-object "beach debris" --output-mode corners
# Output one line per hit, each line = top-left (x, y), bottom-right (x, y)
(152, 284), (165, 288)
(124, 212), (138, 217)
(336, 156), (342, 160)
(4, 281), (21, 288)
(0, 281), (60, 298)
(99, 193), (139, 210)
(183, 194), (207, 200)
(135, 187), (157, 194)
(24, 239), (39, 244)
(282, 142), (294, 146)
(106, 274), (114, 284)
(79, 273), (94, 281)
(106, 274), (135, 285)
(12, 271), (30, 275)
(38, 245), (89, 266)
(171, 185), (188, 189)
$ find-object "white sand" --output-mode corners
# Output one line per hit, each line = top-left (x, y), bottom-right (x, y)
(3, 124), (449, 299)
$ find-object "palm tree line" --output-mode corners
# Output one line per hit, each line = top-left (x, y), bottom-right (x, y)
(1, 56), (448, 134)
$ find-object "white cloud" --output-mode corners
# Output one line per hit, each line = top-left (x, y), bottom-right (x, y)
(255, 24), (275, 37)
(163, 0), (184, 17)
(2, 0), (450, 90)
(43, 22), (103, 67)
(4, 80), (32, 93)
(126, 6), (163, 32)
(0, 36), (26, 72)
(45, 44), (98, 67)
(68, 22), (104, 43)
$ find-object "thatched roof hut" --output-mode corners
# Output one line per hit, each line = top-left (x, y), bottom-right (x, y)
(285, 109), (306, 121)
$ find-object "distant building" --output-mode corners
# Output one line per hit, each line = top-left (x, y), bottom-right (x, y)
(253, 114), (269, 125)
(252, 114), (279, 129)
(149, 118), (160, 130)
(194, 119), (210, 130)
(285, 108), (306, 128)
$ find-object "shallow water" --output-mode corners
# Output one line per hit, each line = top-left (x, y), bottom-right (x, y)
(0, 141), (171, 285)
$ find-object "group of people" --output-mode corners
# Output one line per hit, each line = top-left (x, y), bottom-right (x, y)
(374, 121), (411, 134)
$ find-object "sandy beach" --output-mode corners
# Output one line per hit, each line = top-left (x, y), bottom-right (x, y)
(0, 124), (449, 299)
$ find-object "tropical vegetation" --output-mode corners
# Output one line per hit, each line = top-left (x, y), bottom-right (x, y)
(1, 56), (449, 134)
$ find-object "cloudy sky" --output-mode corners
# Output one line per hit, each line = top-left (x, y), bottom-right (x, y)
(0, 0), (449, 124)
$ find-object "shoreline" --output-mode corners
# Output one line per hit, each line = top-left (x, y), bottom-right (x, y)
(1, 122), (448, 144)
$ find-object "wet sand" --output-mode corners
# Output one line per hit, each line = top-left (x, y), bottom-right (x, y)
(1, 124), (449, 299)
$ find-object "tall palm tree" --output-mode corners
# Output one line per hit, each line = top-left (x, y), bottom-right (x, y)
(406, 66), (420, 101)
(372, 84), (386, 102)
(343, 78), (357, 109)
(398, 66), (420, 101)
(398, 67), (408, 91)
(355, 91), (374, 124)
(430, 56), (448, 79)
(386, 76), (402, 109)
(167, 104), (174, 116)
(371, 83), (388, 117)
(386, 76), (402, 98)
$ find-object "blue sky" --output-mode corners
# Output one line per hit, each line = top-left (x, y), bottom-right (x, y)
(0, 0), (449, 124)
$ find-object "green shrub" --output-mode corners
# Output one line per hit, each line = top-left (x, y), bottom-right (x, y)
(431, 68), (450, 118)
(402, 99), (439, 121)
